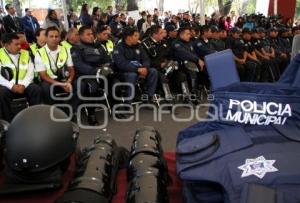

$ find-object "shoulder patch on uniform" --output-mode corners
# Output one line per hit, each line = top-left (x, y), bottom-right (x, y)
(174, 43), (180, 48)
(197, 42), (202, 47)
(113, 50), (119, 54)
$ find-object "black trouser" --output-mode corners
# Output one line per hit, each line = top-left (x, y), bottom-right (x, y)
(80, 78), (102, 115)
(237, 60), (260, 82)
(0, 84), (42, 121)
(40, 80), (81, 113)
(259, 59), (280, 82)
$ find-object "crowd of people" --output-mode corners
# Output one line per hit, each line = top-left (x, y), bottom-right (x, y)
(0, 3), (298, 125)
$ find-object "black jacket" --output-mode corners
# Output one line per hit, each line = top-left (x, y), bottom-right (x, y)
(3, 15), (23, 33)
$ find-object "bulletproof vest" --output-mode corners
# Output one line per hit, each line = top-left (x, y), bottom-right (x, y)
(177, 50), (300, 203)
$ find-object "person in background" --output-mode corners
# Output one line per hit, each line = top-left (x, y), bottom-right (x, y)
(142, 15), (155, 35)
(43, 9), (64, 32)
(79, 3), (92, 27)
(67, 8), (80, 28)
(17, 31), (30, 50)
(22, 8), (40, 43)
(91, 7), (101, 29)
(137, 11), (147, 32)
(3, 4), (24, 33)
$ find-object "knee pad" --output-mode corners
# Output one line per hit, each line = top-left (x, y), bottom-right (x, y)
(126, 126), (169, 203)
(57, 134), (129, 203)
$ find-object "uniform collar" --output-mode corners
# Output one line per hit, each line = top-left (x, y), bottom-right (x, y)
(45, 44), (60, 53)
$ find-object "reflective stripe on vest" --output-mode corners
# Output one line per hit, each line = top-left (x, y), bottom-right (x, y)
(37, 46), (68, 79)
(0, 48), (30, 83)
(61, 40), (72, 49)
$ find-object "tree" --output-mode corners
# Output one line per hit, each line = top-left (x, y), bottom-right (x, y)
(127, 0), (138, 11)
(218, 0), (233, 15)
(157, 0), (164, 13)
(12, 0), (22, 17)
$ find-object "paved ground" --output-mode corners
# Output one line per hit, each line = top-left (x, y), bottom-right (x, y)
(78, 105), (207, 151)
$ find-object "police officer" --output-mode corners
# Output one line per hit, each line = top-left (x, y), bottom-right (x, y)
(172, 26), (205, 97)
(268, 27), (289, 74)
(142, 25), (174, 101)
(29, 28), (46, 59)
(180, 12), (193, 28)
(113, 26), (158, 103)
(193, 25), (215, 59)
(252, 28), (280, 81)
(0, 33), (41, 121)
(95, 25), (114, 60)
(60, 27), (80, 49)
(34, 26), (77, 110)
(210, 26), (226, 52)
(241, 28), (261, 82)
(71, 26), (113, 125)
(109, 14), (123, 40)
(227, 28), (259, 82)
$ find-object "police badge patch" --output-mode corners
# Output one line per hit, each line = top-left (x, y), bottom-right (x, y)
(136, 49), (140, 55)
(238, 156), (278, 179)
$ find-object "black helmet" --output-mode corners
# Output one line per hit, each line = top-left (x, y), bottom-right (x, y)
(4, 105), (78, 173)
(1, 66), (13, 81)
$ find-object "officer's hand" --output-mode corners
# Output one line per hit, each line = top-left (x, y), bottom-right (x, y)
(239, 59), (246, 65)
(281, 53), (287, 58)
(11, 85), (19, 93)
(160, 62), (167, 69)
(138, 67), (148, 79)
(17, 85), (25, 94)
(62, 82), (72, 93)
(198, 59), (205, 71)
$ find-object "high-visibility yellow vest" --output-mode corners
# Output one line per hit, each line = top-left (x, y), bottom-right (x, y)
(0, 48), (30, 83)
(30, 43), (38, 56)
(104, 40), (114, 54)
(60, 40), (72, 49)
(37, 46), (68, 79)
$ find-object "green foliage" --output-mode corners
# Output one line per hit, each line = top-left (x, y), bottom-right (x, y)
(70, 0), (113, 13)
(296, 0), (300, 18)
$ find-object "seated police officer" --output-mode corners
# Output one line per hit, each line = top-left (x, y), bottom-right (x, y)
(226, 28), (258, 82)
(29, 28), (46, 59)
(142, 25), (174, 101)
(268, 27), (289, 74)
(94, 25), (114, 63)
(60, 27), (80, 49)
(71, 26), (113, 125)
(172, 26), (205, 98)
(34, 26), (76, 110)
(0, 33), (41, 121)
(252, 28), (280, 82)
(113, 26), (158, 103)
(210, 26), (226, 52)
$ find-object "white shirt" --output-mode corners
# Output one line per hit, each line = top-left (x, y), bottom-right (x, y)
(34, 44), (73, 73)
(0, 49), (34, 89)
(142, 21), (155, 34)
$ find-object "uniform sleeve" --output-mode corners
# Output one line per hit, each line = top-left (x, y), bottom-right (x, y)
(66, 48), (74, 67)
(140, 47), (151, 68)
(0, 72), (13, 89)
(173, 42), (199, 63)
(112, 46), (139, 73)
(71, 47), (97, 75)
(34, 52), (47, 72)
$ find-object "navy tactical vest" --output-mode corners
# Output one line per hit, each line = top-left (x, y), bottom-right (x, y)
(176, 50), (300, 203)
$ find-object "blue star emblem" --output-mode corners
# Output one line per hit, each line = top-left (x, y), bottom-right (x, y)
(238, 156), (278, 179)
